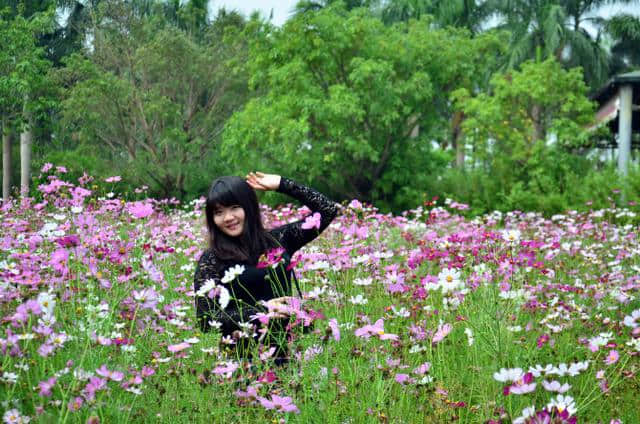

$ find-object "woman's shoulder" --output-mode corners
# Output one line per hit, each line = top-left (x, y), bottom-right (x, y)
(197, 248), (219, 266)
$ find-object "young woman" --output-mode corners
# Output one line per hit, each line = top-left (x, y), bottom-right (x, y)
(193, 171), (338, 359)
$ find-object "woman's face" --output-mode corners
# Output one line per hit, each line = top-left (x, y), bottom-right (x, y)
(213, 205), (245, 237)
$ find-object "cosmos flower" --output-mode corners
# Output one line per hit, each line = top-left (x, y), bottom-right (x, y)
(604, 350), (619, 365)
(301, 212), (321, 230)
(436, 268), (464, 294)
(221, 265), (246, 283)
(546, 394), (577, 416)
(355, 319), (399, 341)
(257, 394), (300, 414)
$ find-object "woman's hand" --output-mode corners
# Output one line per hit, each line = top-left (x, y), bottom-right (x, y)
(246, 172), (281, 191)
(264, 296), (295, 318)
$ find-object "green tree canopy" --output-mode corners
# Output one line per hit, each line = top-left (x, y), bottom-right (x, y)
(453, 58), (598, 210)
(222, 5), (503, 210)
(59, 2), (250, 198)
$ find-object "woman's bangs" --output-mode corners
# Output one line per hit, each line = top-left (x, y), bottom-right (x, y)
(209, 182), (240, 210)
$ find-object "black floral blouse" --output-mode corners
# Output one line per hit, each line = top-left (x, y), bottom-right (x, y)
(193, 177), (338, 335)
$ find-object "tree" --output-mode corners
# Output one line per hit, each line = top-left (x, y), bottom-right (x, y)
(59, 2), (250, 198)
(605, 13), (640, 75)
(453, 58), (597, 209)
(491, 0), (640, 89)
(0, 7), (54, 198)
(222, 5), (502, 210)
(380, 0), (495, 33)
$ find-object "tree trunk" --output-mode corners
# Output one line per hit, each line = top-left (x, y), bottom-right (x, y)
(20, 109), (33, 195)
(451, 110), (465, 168)
(2, 119), (12, 200)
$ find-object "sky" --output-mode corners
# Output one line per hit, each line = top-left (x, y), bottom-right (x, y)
(210, 0), (299, 26)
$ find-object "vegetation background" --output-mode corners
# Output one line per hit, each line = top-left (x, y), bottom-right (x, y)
(2, 0), (640, 214)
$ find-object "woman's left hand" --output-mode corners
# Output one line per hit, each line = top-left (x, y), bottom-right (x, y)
(246, 171), (281, 191)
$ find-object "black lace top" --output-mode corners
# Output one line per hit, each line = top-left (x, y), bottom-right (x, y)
(193, 177), (338, 335)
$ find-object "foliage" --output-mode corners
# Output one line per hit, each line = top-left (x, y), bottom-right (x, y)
(0, 7), (56, 131)
(605, 13), (640, 75)
(223, 5), (504, 211)
(450, 58), (603, 214)
(58, 2), (250, 199)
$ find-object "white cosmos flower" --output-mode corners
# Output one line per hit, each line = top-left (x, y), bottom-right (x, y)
(437, 268), (463, 293)
(353, 277), (373, 286)
(196, 279), (217, 297)
(542, 380), (571, 393)
(1, 372), (18, 384)
(464, 328), (474, 346)
(493, 367), (523, 383)
(528, 364), (553, 378)
(349, 294), (368, 305)
(37, 292), (56, 317)
(623, 309), (640, 328)
(502, 229), (521, 243)
(513, 406), (536, 424)
(221, 265), (245, 283)
(547, 394), (577, 416)
(218, 286), (230, 309)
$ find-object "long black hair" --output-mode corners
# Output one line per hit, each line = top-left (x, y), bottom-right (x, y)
(205, 176), (277, 264)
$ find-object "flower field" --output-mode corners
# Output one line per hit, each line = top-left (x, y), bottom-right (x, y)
(1, 167), (639, 423)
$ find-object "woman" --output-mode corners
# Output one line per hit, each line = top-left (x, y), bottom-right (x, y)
(193, 171), (338, 360)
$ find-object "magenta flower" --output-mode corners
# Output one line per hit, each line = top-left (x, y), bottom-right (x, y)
(258, 394), (300, 414)
(301, 212), (321, 230)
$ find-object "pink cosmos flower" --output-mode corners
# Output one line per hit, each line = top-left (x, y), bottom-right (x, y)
(395, 373), (415, 384)
(167, 342), (191, 353)
(301, 212), (321, 230)
(105, 176), (122, 183)
(127, 201), (154, 219)
(95, 365), (124, 382)
(38, 376), (57, 397)
(354, 319), (399, 341)
(68, 396), (83, 411)
(414, 362), (431, 375)
(328, 318), (341, 341)
(82, 376), (107, 401)
(432, 323), (453, 344)
(212, 361), (239, 378)
(235, 385), (259, 399)
(604, 349), (619, 365)
(258, 394), (300, 414)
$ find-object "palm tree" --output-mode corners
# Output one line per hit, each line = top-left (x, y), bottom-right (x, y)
(293, 0), (380, 15)
(605, 13), (640, 75)
(491, 0), (639, 89)
(380, 0), (496, 34)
